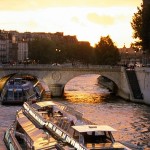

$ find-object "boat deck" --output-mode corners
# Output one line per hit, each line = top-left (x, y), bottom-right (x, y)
(17, 110), (57, 149)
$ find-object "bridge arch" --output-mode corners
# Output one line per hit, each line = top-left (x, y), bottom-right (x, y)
(62, 74), (118, 97)
(41, 69), (121, 97)
(64, 74), (100, 90)
(98, 75), (118, 93)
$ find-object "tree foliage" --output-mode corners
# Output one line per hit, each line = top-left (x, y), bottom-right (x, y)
(28, 38), (56, 64)
(94, 35), (120, 65)
(131, 5), (143, 50)
(29, 38), (94, 64)
(29, 35), (120, 65)
(131, 1), (150, 52)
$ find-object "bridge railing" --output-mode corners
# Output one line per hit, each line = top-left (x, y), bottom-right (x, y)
(0, 64), (121, 71)
(0, 64), (120, 68)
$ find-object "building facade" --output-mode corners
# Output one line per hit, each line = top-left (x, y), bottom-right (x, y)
(0, 30), (90, 64)
(18, 41), (28, 62)
(119, 44), (143, 66)
(0, 32), (9, 63)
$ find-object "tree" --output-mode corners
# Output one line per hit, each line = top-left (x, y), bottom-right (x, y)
(131, 1), (150, 52)
(75, 42), (93, 65)
(28, 38), (56, 64)
(61, 42), (93, 65)
(94, 35), (120, 65)
(142, 1), (150, 52)
(131, 5), (143, 51)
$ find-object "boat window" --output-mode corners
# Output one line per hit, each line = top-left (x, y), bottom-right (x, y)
(18, 91), (23, 98)
(22, 80), (26, 84)
(7, 91), (14, 98)
(79, 134), (84, 144)
(24, 91), (28, 97)
(14, 78), (22, 85)
(96, 131), (105, 135)
(83, 132), (108, 143)
(35, 83), (43, 93)
(14, 91), (18, 99)
(9, 80), (14, 85)
(86, 131), (105, 135)
(34, 86), (41, 95)
(73, 131), (80, 140)
(26, 88), (35, 96)
(105, 131), (113, 143)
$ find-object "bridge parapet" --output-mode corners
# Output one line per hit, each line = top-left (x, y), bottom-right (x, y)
(0, 64), (121, 72)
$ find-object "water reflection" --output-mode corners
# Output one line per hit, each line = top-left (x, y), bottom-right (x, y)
(64, 74), (110, 103)
(62, 74), (150, 149)
(64, 91), (110, 103)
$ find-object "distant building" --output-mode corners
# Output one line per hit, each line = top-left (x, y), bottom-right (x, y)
(0, 31), (9, 63)
(18, 40), (28, 62)
(79, 41), (91, 46)
(0, 29), (90, 63)
(119, 44), (142, 65)
(9, 42), (18, 63)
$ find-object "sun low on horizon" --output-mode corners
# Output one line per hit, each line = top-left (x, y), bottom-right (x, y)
(0, 0), (142, 48)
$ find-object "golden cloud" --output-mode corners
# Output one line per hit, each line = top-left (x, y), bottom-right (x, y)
(0, 0), (142, 11)
(87, 13), (115, 26)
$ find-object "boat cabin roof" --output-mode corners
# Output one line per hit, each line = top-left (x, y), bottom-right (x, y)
(72, 125), (117, 133)
(31, 101), (56, 109)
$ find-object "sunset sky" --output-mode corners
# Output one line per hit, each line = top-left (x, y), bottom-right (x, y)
(0, 0), (142, 47)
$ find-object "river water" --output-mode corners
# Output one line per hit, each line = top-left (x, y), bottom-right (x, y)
(0, 74), (150, 149)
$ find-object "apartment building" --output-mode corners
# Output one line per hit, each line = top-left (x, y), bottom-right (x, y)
(0, 32), (9, 63)
(0, 30), (88, 63)
(119, 44), (143, 65)
(0, 30), (29, 63)
(18, 40), (28, 62)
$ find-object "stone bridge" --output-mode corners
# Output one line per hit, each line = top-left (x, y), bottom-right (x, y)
(0, 64), (131, 100)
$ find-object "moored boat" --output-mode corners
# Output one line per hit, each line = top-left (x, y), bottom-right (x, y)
(0, 77), (47, 105)
(4, 101), (131, 150)
(1, 77), (36, 104)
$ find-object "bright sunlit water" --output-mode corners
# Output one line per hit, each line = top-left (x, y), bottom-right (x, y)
(0, 74), (150, 149)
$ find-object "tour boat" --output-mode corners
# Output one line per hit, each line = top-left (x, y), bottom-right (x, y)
(1, 77), (45, 105)
(4, 101), (131, 150)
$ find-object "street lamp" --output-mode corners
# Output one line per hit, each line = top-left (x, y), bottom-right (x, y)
(134, 50), (137, 65)
(56, 49), (61, 53)
(55, 49), (61, 65)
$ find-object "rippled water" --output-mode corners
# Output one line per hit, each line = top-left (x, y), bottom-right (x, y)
(0, 104), (21, 149)
(0, 74), (150, 149)
(60, 75), (150, 149)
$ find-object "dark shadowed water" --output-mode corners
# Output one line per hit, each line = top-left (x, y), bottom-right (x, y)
(0, 74), (150, 149)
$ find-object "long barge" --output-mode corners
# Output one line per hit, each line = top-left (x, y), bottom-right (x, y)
(4, 101), (131, 150)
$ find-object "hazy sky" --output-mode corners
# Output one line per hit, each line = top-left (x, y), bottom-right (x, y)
(0, 0), (142, 47)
